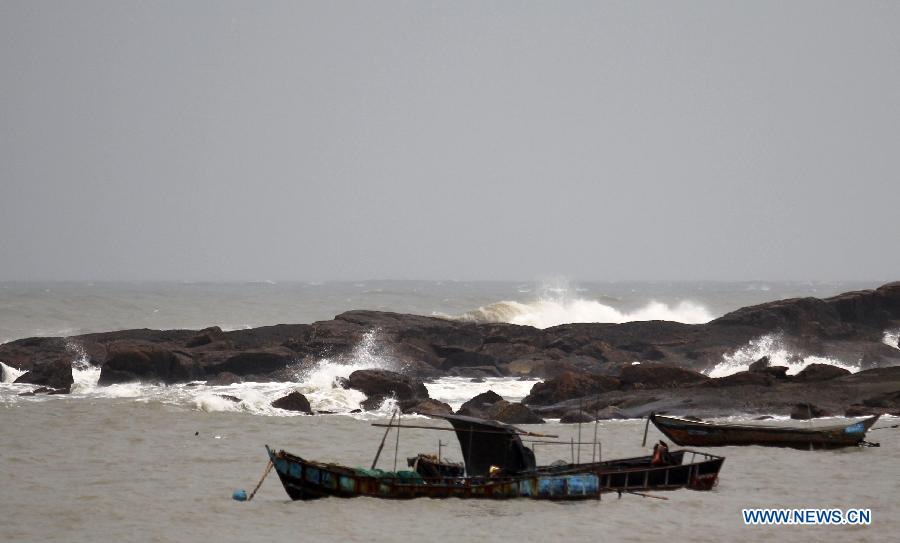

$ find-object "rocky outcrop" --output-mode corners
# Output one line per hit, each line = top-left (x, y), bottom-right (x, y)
(484, 401), (544, 424)
(271, 391), (312, 414)
(2, 282), (900, 419)
(617, 364), (709, 389)
(523, 371), (620, 405)
(14, 358), (74, 391)
(457, 390), (504, 418)
(748, 356), (770, 372)
(794, 363), (851, 382)
(347, 369), (429, 401)
(408, 399), (453, 416)
(98, 345), (197, 385)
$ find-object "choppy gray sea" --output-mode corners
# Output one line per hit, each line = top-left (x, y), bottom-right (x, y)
(1, 280), (898, 541)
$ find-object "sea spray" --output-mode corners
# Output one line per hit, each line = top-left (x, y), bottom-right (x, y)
(883, 329), (900, 350)
(425, 377), (541, 411)
(449, 280), (713, 328)
(1, 361), (27, 383)
(705, 334), (861, 378)
(68, 339), (102, 393)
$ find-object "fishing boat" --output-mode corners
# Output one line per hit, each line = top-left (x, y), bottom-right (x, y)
(650, 413), (880, 450)
(265, 414), (725, 501)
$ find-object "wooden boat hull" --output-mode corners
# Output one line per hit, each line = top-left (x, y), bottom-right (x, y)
(267, 446), (724, 501)
(651, 414), (880, 450)
(536, 450), (724, 491)
(267, 447), (602, 501)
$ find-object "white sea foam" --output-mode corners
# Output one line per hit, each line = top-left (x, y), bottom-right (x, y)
(1, 361), (27, 383)
(705, 334), (861, 378)
(883, 329), (900, 350)
(425, 377), (541, 411)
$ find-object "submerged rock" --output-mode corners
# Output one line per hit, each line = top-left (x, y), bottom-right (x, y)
(559, 410), (594, 424)
(207, 372), (242, 386)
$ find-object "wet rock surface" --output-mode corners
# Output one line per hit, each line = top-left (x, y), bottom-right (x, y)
(271, 391), (312, 414)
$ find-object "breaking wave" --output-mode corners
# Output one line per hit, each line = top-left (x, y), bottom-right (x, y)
(451, 280), (714, 329)
(705, 334), (861, 378)
(1, 361), (26, 383)
(884, 329), (900, 350)
(2, 330), (537, 418)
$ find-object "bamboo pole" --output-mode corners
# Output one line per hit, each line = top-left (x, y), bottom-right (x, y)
(642, 412), (653, 447)
(393, 410), (401, 471)
(371, 409), (397, 469)
(371, 423), (558, 439)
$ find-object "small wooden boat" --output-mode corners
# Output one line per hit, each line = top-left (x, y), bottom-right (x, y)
(267, 447), (603, 501)
(650, 413), (880, 450)
(266, 414), (725, 501)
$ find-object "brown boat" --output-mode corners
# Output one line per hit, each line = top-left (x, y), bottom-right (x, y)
(266, 414), (725, 501)
(650, 413), (880, 450)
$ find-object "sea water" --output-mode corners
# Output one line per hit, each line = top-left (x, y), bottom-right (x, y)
(1, 280), (897, 541)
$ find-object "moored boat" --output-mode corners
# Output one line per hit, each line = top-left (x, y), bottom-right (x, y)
(650, 413), (880, 450)
(266, 414), (725, 501)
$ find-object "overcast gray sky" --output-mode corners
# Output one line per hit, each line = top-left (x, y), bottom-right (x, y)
(1, 1), (898, 282)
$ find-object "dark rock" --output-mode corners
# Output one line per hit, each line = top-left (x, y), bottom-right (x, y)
(703, 371), (775, 387)
(617, 364), (710, 389)
(594, 406), (627, 419)
(360, 395), (388, 411)
(457, 390), (504, 418)
(523, 371), (620, 405)
(407, 398), (453, 416)
(861, 390), (900, 408)
(347, 369), (429, 401)
(218, 394), (242, 403)
(185, 326), (228, 348)
(99, 346), (197, 385)
(754, 415), (774, 420)
(790, 402), (831, 419)
(204, 348), (298, 377)
(844, 404), (883, 417)
(478, 342), (538, 363)
(762, 366), (789, 379)
(748, 356), (770, 372)
(446, 365), (502, 378)
(560, 410), (594, 424)
(271, 391), (312, 414)
(333, 376), (350, 389)
(486, 400), (544, 424)
(14, 358), (73, 390)
(207, 372), (242, 386)
(794, 364), (851, 382)
(440, 351), (499, 370)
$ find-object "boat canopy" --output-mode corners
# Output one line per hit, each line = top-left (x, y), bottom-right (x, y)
(435, 414), (536, 477)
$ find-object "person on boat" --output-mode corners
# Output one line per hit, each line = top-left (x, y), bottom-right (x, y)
(651, 440), (672, 466)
